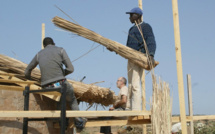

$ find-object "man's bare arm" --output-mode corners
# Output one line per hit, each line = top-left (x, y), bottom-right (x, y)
(114, 95), (127, 108)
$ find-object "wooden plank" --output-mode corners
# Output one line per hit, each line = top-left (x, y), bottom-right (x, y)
(54, 119), (151, 128)
(0, 111), (151, 118)
(0, 85), (60, 96)
(193, 115), (215, 120)
(0, 70), (60, 101)
(0, 79), (37, 84)
(173, 115), (215, 122)
(187, 74), (194, 134)
(53, 115), (215, 128)
(172, 0), (187, 133)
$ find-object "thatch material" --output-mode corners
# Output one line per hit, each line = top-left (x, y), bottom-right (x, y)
(52, 16), (159, 70)
(0, 54), (118, 106)
(151, 74), (172, 134)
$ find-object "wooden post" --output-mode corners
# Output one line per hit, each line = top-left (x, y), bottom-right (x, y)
(138, 0), (147, 134)
(41, 23), (45, 49)
(187, 74), (194, 134)
(40, 23), (45, 101)
(172, 0), (187, 134)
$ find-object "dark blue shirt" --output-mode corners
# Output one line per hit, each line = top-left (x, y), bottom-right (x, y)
(126, 22), (156, 57)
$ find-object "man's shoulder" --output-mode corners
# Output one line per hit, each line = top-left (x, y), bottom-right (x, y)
(128, 25), (136, 31)
(38, 46), (64, 56)
(52, 45), (64, 50)
(121, 86), (128, 92)
(121, 86), (128, 89)
(141, 22), (152, 27)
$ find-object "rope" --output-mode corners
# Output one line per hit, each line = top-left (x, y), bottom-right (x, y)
(71, 44), (100, 63)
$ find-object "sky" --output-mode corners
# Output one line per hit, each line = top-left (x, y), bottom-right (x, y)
(0, 1), (215, 115)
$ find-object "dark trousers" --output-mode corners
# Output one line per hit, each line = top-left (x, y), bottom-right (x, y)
(44, 80), (85, 128)
(100, 107), (125, 134)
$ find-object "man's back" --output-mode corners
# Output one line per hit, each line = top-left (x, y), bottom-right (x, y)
(25, 45), (74, 86)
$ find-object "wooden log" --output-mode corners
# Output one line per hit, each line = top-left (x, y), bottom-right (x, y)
(0, 110), (151, 118)
(187, 74), (194, 134)
(52, 16), (159, 70)
(0, 54), (118, 106)
(172, 0), (187, 133)
(41, 23), (45, 49)
(54, 115), (215, 128)
(54, 119), (152, 128)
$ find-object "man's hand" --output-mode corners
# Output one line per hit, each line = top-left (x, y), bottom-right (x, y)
(109, 107), (115, 111)
(148, 56), (155, 66)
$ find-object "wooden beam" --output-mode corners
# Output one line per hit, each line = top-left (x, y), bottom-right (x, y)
(0, 111), (151, 118)
(0, 85), (60, 96)
(172, 0), (187, 133)
(0, 79), (37, 84)
(53, 115), (215, 128)
(0, 70), (60, 101)
(193, 115), (215, 120)
(54, 119), (151, 128)
(138, 0), (147, 133)
(187, 74), (194, 134)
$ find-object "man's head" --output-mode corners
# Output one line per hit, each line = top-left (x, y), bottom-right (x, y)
(126, 7), (143, 24)
(116, 77), (127, 89)
(43, 37), (55, 48)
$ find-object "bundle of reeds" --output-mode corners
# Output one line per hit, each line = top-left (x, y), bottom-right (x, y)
(0, 54), (118, 106)
(151, 74), (172, 134)
(52, 16), (159, 70)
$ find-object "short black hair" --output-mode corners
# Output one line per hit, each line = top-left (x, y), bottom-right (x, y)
(43, 37), (55, 47)
(121, 77), (127, 85)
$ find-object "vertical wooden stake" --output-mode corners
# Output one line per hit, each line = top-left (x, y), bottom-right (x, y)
(138, 0), (143, 21)
(187, 74), (194, 134)
(41, 23), (45, 49)
(40, 23), (45, 101)
(172, 0), (187, 134)
(138, 1), (147, 134)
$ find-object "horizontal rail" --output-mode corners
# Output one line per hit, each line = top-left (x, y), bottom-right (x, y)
(0, 111), (151, 118)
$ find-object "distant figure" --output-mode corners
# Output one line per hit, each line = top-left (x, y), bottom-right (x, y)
(125, 7), (156, 110)
(171, 123), (181, 134)
(25, 37), (87, 131)
(100, 77), (128, 134)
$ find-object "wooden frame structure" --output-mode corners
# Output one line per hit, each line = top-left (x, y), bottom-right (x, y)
(0, 76), (215, 130)
(0, 1), (214, 134)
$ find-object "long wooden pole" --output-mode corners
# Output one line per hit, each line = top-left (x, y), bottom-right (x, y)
(138, 1), (147, 134)
(187, 74), (194, 134)
(172, 0), (187, 133)
(41, 23), (45, 49)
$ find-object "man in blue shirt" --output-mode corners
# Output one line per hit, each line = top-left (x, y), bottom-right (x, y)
(126, 7), (156, 110)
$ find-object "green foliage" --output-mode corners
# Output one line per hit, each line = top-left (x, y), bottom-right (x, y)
(194, 121), (215, 134)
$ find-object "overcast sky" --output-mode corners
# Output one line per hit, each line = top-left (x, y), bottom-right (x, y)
(1, 1), (215, 115)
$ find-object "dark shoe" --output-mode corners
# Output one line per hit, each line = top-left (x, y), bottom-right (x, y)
(75, 117), (88, 132)
(59, 118), (69, 130)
